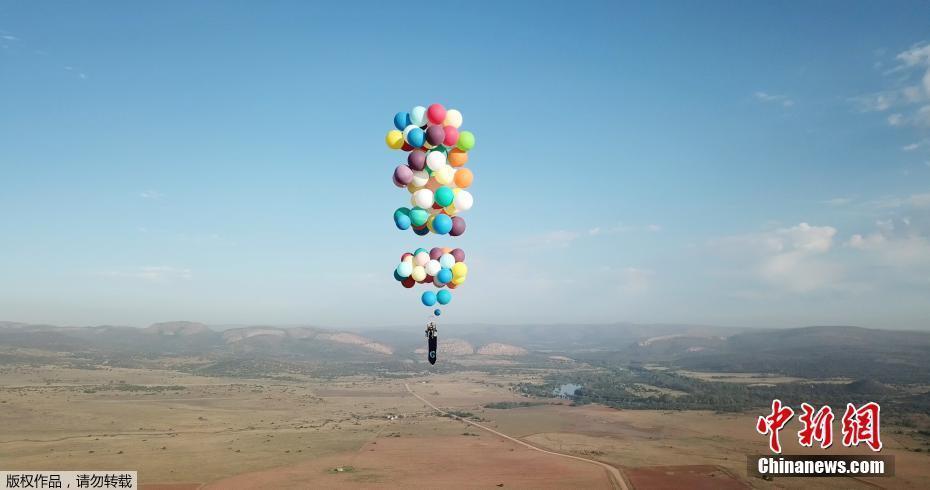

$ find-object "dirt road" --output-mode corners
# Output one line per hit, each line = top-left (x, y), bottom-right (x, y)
(404, 383), (630, 490)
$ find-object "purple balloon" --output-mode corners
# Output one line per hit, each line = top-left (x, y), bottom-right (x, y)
(426, 125), (445, 146)
(449, 218), (466, 238)
(407, 149), (426, 171)
(393, 165), (413, 186)
(429, 247), (443, 260)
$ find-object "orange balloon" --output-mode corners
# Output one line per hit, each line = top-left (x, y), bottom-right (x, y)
(448, 148), (469, 167)
(454, 168), (473, 188)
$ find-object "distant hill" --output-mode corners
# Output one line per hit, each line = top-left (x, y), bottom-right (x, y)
(2, 321), (928, 383)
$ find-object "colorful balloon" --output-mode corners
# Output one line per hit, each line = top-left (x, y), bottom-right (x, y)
(443, 109), (463, 128)
(451, 248), (465, 263)
(454, 190), (473, 211)
(413, 189), (434, 209)
(410, 106), (428, 127)
(449, 216), (466, 236)
(443, 126), (459, 147)
(437, 268), (453, 284)
(407, 149), (426, 171)
(435, 186), (454, 207)
(426, 125), (445, 146)
(394, 112), (411, 131)
(447, 148), (468, 167)
(386, 130), (404, 149)
(456, 131), (475, 151)
(393, 165), (414, 186)
(434, 309), (441, 316)
(409, 207), (429, 226)
(421, 291), (437, 306)
(453, 168), (473, 188)
(436, 290), (451, 305)
(432, 214), (453, 234)
(404, 126), (425, 147)
(427, 104), (446, 125)
(439, 253), (455, 269)
(426, 150), (447, 171)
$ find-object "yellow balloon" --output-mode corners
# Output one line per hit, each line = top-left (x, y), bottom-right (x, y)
(411, 266), (427, 282)
(406, 183), (418, 194)
(426, 215), (435, 232)
(452, 262), (468, 278)
(386, 130), (404, 149)
(452, 276), (466, 285)
(444, 204), (457, 215)
(435, 166), (455, 185)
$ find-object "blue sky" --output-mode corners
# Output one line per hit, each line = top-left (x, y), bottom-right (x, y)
(2, 1), (930, 329)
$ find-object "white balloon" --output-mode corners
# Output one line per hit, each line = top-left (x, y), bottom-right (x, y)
(454, 190), (473, 211)
(426, 151), (447, 171)
(444, 109), (463, 129)
(413, 189), (434, 209)
(426, 259), (441, 276)
(434, 166), (455, 185)
(411, 170), (429, 187)
(439, 253), (455, 269)
(410, 106), (428, 127)
(396, 262), (412, 278)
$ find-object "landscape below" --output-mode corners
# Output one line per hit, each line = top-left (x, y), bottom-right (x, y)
(1, 321), (928, 489)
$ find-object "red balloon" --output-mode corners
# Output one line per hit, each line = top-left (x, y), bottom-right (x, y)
(402, 277), (415, 288)
(401, 142), (414, 152)
(427, 104), (446, 125)
(443, 126), (459, 146)
(401, 253), (412, 261)
(424, 274), (434, 283)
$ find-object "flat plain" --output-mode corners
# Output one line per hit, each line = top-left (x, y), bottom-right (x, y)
(2, 363), (928, 489)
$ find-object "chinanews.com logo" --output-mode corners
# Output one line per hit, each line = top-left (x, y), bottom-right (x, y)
(749, 399), (894, 478)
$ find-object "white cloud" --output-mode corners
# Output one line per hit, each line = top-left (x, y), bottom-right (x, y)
(647, 224), (662, 232)
(139, 190), (163, 199)
(534, 230), (580, 248)
(754, 91), (795, 107)
(824, 197), (853, 206)
(902, 142), (922, 151)
(714, 223), (841, 293)
(101, 266), (193, 282)
(855, 41), (930, 128)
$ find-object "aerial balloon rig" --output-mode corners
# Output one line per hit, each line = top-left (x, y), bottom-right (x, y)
(385, 103), (476, 364)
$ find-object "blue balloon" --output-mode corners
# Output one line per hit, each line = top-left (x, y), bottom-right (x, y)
(394, 213), (411, 230)
(434, 309), (441, 316)
(393, 270), (403, 281)
(437, 268), (453, 284)
(406, 127), (425, 147)
(436, 290), (452, 305)
(432, 214), (453, 235)
(394, 112), (411, 131)
(414, 226), (429, 236)
(421, 291), (437, 306)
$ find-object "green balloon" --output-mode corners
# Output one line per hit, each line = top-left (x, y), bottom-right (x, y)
(410, 208), (429, 227)
(435, 186), (454, 207)
(393, 207), (410, 220)
(456, 131), (475, 151)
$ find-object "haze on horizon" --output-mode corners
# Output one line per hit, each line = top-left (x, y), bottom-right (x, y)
(2, 1), (930, 330)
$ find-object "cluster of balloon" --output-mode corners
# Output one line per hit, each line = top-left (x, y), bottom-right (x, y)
(387, 103), (474, 320)
(386, 104), (475, 236)
(393, 247), (467, 307)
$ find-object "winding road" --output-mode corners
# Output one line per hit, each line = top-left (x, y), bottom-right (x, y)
(404, 383), (629, 490)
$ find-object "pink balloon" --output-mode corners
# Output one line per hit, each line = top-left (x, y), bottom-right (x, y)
(443, 126), (459, 147)
(427, 104), (446, 125)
